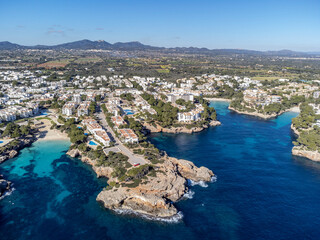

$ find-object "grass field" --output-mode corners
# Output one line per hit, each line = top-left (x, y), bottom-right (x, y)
(37, 59), (70, 69)
(74, 57), (102, 64)
(156, 69), (170, 73)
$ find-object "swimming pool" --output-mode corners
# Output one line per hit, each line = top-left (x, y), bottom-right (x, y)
(124, 109), (134, 115)
(89, 141), (97, 146)
(40, 110), (48, 115)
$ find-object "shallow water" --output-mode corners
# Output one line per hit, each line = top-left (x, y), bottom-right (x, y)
(1, 102), (320, 240)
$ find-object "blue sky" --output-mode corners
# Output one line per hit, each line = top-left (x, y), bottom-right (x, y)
(1, 0), (320, 51)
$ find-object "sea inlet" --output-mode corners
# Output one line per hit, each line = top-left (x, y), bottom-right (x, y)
(1, 101), (320, 240)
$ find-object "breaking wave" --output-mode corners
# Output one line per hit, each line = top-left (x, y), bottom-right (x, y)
(182, 190), (195, 199)
(211, 175), (217, 183)
(188, 179), (208, 188)
(187, 175), (217, 188)
(0, 187), (15, 200)
(113, 209), (184, 223)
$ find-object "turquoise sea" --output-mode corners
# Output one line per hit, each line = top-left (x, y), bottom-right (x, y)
(1, 101), (320, 240)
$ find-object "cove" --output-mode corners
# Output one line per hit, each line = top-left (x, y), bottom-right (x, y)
(1, 102), (320, 240)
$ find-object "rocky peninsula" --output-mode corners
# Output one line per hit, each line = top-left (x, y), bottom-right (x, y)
(0, 138), (35, 164)
(67, 148), (214, 218)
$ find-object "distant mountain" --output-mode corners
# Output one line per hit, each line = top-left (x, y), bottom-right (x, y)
(0, 41), (26, 50)
(53, 39), (113, 50)
(0, 39), (317, 57)
(113, 41), (161, 50)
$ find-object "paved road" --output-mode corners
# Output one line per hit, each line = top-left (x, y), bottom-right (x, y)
(96, 111), (147, 166)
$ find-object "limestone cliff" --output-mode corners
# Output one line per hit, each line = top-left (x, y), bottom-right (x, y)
(292, 147), (320, 162)
(143, 121), (220, 134)
(290, 125), (320, 162)
(67, 148), (215, 218)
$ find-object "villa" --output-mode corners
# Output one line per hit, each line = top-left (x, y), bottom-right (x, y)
(118, 128), (139, 143)
(93, 130), (111, 146)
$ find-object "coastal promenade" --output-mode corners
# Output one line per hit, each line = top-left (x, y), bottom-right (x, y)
(96, 111), (146, 166)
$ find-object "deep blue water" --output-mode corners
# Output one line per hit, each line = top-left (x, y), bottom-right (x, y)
(1, 102), (320, 240)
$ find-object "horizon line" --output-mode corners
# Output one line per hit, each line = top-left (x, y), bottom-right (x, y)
(1, 39), (320, 53)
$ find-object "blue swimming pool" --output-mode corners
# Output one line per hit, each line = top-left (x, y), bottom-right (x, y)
(89, 141), (97, 146)
(0, 141), (3, 144)
(40, 110), (48, 116)
(124, 109), (134, 115)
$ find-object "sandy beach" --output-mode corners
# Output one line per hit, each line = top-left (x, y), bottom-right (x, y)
(36, 119), (69, 141)
(289, 106), (300, 113)
(204, 97), (232, 102)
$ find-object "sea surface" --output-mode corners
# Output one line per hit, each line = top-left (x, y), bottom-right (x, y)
(1, 101), (320, 240)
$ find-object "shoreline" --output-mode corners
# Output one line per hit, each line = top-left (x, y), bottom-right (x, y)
(67, 148), (214, 219)
(35, 119), (69, 142)
(204, 97), (231, 102)
(292, 146), (320, 162)
(228, 106), (278, 119)
(143, 120), (221, 134)
(290, 124), (320, 162)
(228, 106), (300, 120)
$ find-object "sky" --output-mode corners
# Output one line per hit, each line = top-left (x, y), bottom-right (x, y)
(0, 0), (320, 51)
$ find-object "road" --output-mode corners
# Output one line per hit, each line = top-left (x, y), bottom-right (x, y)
(96, 111), (147, 166)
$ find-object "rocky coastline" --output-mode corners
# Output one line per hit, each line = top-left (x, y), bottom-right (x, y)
(290, 124), (300, 136)
(0, 175), (12, 199)
(228, 106), (279, 119)
(67, 148), (215, 218)
(143, 120), (221, 134)
(290, 124), (320, 162)
(0, 137), (35, 164)
(292, 147), (320, 162)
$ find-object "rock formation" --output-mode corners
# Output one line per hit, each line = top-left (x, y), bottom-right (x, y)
(143, 121), (220, 134)
(292, 147), (320, 162)
(290, 124), (320, 162)
(0, 175), (12, 198)
(67, 149), (214, 218)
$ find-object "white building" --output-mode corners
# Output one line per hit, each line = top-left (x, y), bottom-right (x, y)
(62, 102), (78, 116)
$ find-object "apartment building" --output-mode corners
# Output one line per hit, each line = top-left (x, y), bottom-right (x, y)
(118, 129), (139, 143)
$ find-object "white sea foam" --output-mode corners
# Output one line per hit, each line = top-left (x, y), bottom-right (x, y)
(188, 179), (208, 188)
(113, 209), (184, 223)
(187, 175), (217, 188)
(182, 190), (195, 199)
(0, 187), (15, 200)
(211, 175), (218, 183)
